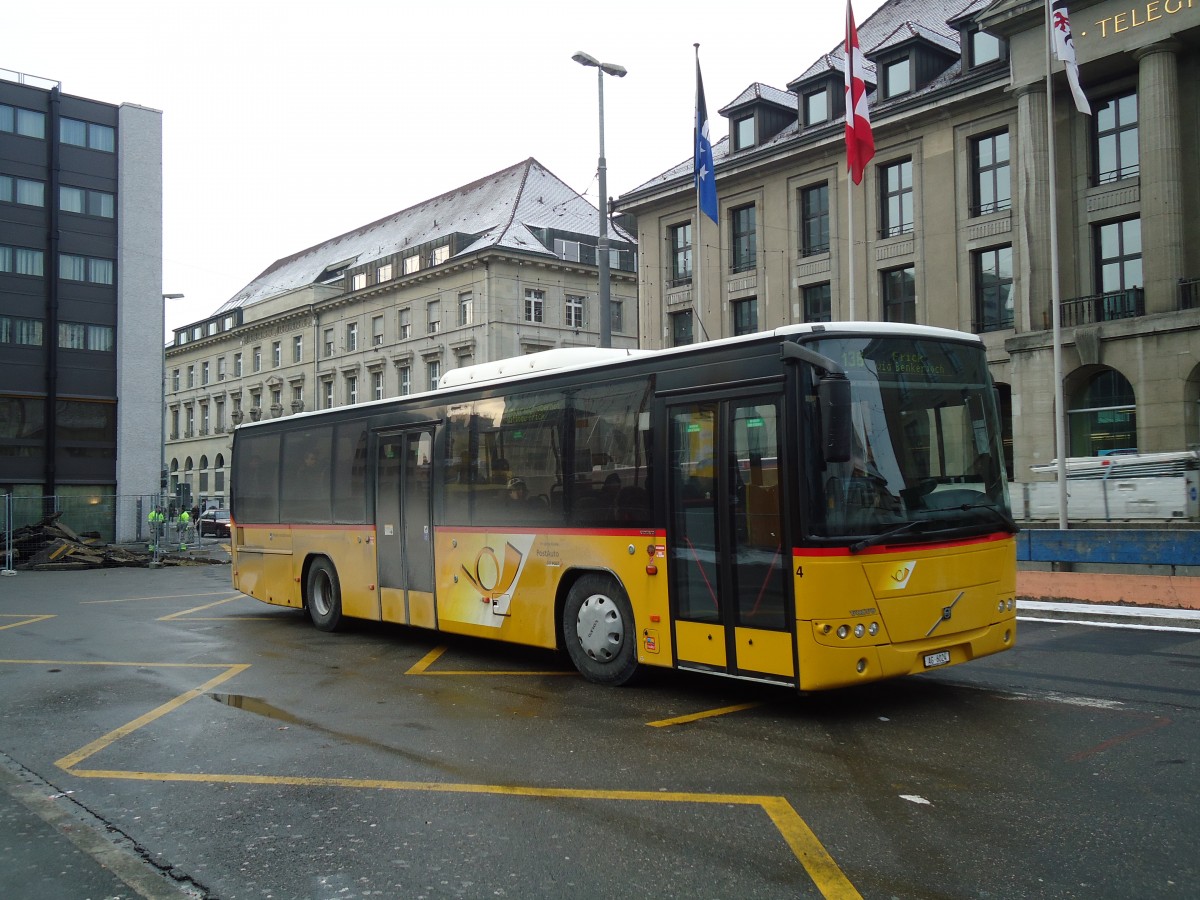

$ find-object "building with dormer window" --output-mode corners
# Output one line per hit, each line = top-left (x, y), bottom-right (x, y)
(616, 0), (1199, 515)
(165, 158), (636, 510)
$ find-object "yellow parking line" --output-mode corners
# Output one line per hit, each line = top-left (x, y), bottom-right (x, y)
(55, 663), (249, 771)
(0, 615), (55, 631)
(158, 594), (245, 620)
(83, 591), (236, 605)
(7, 655), (860, 896)
(405, 644), (448, 674)
(647, 702), (763, 727)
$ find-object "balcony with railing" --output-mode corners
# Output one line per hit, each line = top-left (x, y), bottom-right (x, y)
(1180, 277), (1200, 310)
(1060, 288), (1144, 327)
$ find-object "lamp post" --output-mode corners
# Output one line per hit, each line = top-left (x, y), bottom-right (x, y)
(154, 293), (184, 567)
(572, 51), (626, 349)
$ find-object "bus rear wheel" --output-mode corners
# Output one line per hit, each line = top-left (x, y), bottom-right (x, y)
(563, 574), (640, 686)
(306, 557), (343, 632)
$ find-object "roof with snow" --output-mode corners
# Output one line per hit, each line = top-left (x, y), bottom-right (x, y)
(215, 158), (632, 314)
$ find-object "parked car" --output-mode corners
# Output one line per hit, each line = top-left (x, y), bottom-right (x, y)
(199, 508), (231, 537)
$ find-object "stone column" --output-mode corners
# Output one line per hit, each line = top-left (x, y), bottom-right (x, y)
(1133, 41), (1184, 316)
(1014, 83), (1051, 333)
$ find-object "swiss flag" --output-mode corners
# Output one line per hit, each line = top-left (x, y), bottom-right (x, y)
(844, 2), (875, 185)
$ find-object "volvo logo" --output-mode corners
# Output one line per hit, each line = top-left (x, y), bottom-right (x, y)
(926, 591), (965, 637)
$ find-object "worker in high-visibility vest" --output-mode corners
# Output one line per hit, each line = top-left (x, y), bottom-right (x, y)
(177, 508), (190, 551)
(147, 507), (165, 552)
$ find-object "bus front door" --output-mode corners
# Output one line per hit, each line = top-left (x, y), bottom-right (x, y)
(666, 395), (794, 683)
(375, 429), (436, 628)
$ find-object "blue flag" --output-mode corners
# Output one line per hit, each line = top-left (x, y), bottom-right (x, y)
(695, 59), (718, 224)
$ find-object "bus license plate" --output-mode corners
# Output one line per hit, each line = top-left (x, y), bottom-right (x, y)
(924, 650), (951, 668)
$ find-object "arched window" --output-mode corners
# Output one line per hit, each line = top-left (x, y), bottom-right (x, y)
(215, 453), (225, 469)
(1068, 369), (1136, 456)
(200, 455), (209, 470)
(184, 457), (194, 471)
(170, 459), (179, 473)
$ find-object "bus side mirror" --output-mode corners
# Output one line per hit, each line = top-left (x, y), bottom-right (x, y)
(819, 374), (852, 463)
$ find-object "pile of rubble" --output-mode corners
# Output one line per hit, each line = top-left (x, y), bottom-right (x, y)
(7, 513), (156, 570)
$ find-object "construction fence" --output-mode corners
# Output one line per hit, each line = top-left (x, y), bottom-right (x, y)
(1, 493), (220, 571)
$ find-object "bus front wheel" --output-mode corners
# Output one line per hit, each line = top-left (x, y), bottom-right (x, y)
(306, 557), (343, 632)
(563, 574), (640, 686)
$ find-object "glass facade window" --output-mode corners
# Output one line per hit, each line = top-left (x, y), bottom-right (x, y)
(1069, 369), (1137, 456)
(427, 360), (441, 391)
(347, 322), (358, 350)
(883, 58), (911, 98)
(293, 335), (303, 362)
(670, 309), (693, 347)
(1095, 217), (1142, 293)
(459, 293), (473, 327)
(970, 29), (1002, 66)
(732, 298), (758, 336)
(731, 205), (756, 273)
(1, 104), (47, 138)
(60, 117), (115, 151)
(1094, 91), (1138, 184)
(669, 222), (692, 286)
(879, 159), (913, 237)
(1, 175), (45, 207)
(882, 265), (916, 323)
(60, 185), (114, 217)
(734, 116), (754, 150)
(565, 295), (584, 329)
(971, 131), (1010, 216)
(427, 301), (440, 334)
(800, 183), (829, 256)
(803, 283), (832, 322)
(973, 245), (1014, 332)
(524, 289), (544, 323)
(59, 254), (114, 284)
(272, 341), (281, 367)
(0, 245), (45, 276)
(804, 88), (828, 126)
(611, 300), (623, 334)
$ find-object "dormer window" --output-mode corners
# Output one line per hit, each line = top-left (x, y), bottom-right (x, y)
(969, 29), (1002, 66)
(803, 88), (829, 127)
(883, 57), (911, 99)
(734, 115), (755, 151)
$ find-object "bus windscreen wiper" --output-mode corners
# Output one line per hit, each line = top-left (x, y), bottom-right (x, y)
(849, 519), (928, 555)
(958, 500), (1020, 533)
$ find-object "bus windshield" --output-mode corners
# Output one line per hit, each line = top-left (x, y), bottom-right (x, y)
(804, 335), (1014, 542)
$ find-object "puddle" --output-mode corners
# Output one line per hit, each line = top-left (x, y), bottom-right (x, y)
(208, 692), (305, 725)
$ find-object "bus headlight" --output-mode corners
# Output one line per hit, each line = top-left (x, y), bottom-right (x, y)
(853, 624), (865, 638)
(868, 622), (879, 636)
(836, 625), (850, 639)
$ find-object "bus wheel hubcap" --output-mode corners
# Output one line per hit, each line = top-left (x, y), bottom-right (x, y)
(312, 575), (330, 615)
(576, 595), (623, 663)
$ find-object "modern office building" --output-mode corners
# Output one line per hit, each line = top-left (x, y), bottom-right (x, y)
(616, 0), (1199, 513)
(165, 157), (637, 510)
(1, 69), (163, 539)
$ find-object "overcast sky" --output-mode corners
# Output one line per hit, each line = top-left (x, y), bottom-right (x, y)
(7, 0), (887, 337)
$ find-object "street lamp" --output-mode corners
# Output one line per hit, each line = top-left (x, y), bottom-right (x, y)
(572, 51), (626, 349)
(153, 292), (184, 567)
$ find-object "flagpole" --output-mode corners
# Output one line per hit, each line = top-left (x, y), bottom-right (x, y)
(848, 166), (856, 320)
(1046, 1), (1069, 529)
(695, 43), (704, 341)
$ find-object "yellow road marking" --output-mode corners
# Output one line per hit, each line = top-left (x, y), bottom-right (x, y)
(404, 643), (571, 677)
(0, 615), (55, 631)
(158, 594), (245, 620)
(83, 591), (238, 605)
(405, 644), (448, 674)
(1, 654), (861, 896)
(647, 702), (763, 727)
(54, 663), (249, 771)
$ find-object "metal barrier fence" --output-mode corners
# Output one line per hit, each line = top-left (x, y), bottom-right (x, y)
(0, 493), (217, 570)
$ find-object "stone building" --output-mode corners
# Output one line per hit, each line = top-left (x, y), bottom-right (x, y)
(614, 0), (1199, 506)
(165, 158), (636, 509)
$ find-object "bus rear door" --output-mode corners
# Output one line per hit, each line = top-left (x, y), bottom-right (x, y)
(375, 428), (436, 628)
(665, 394), (794, 683)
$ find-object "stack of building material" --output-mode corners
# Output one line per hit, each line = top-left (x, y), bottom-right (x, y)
(9, 513), (147, 570)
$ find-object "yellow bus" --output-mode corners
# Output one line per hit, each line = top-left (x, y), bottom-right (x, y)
(230, 323), (1018, 691)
